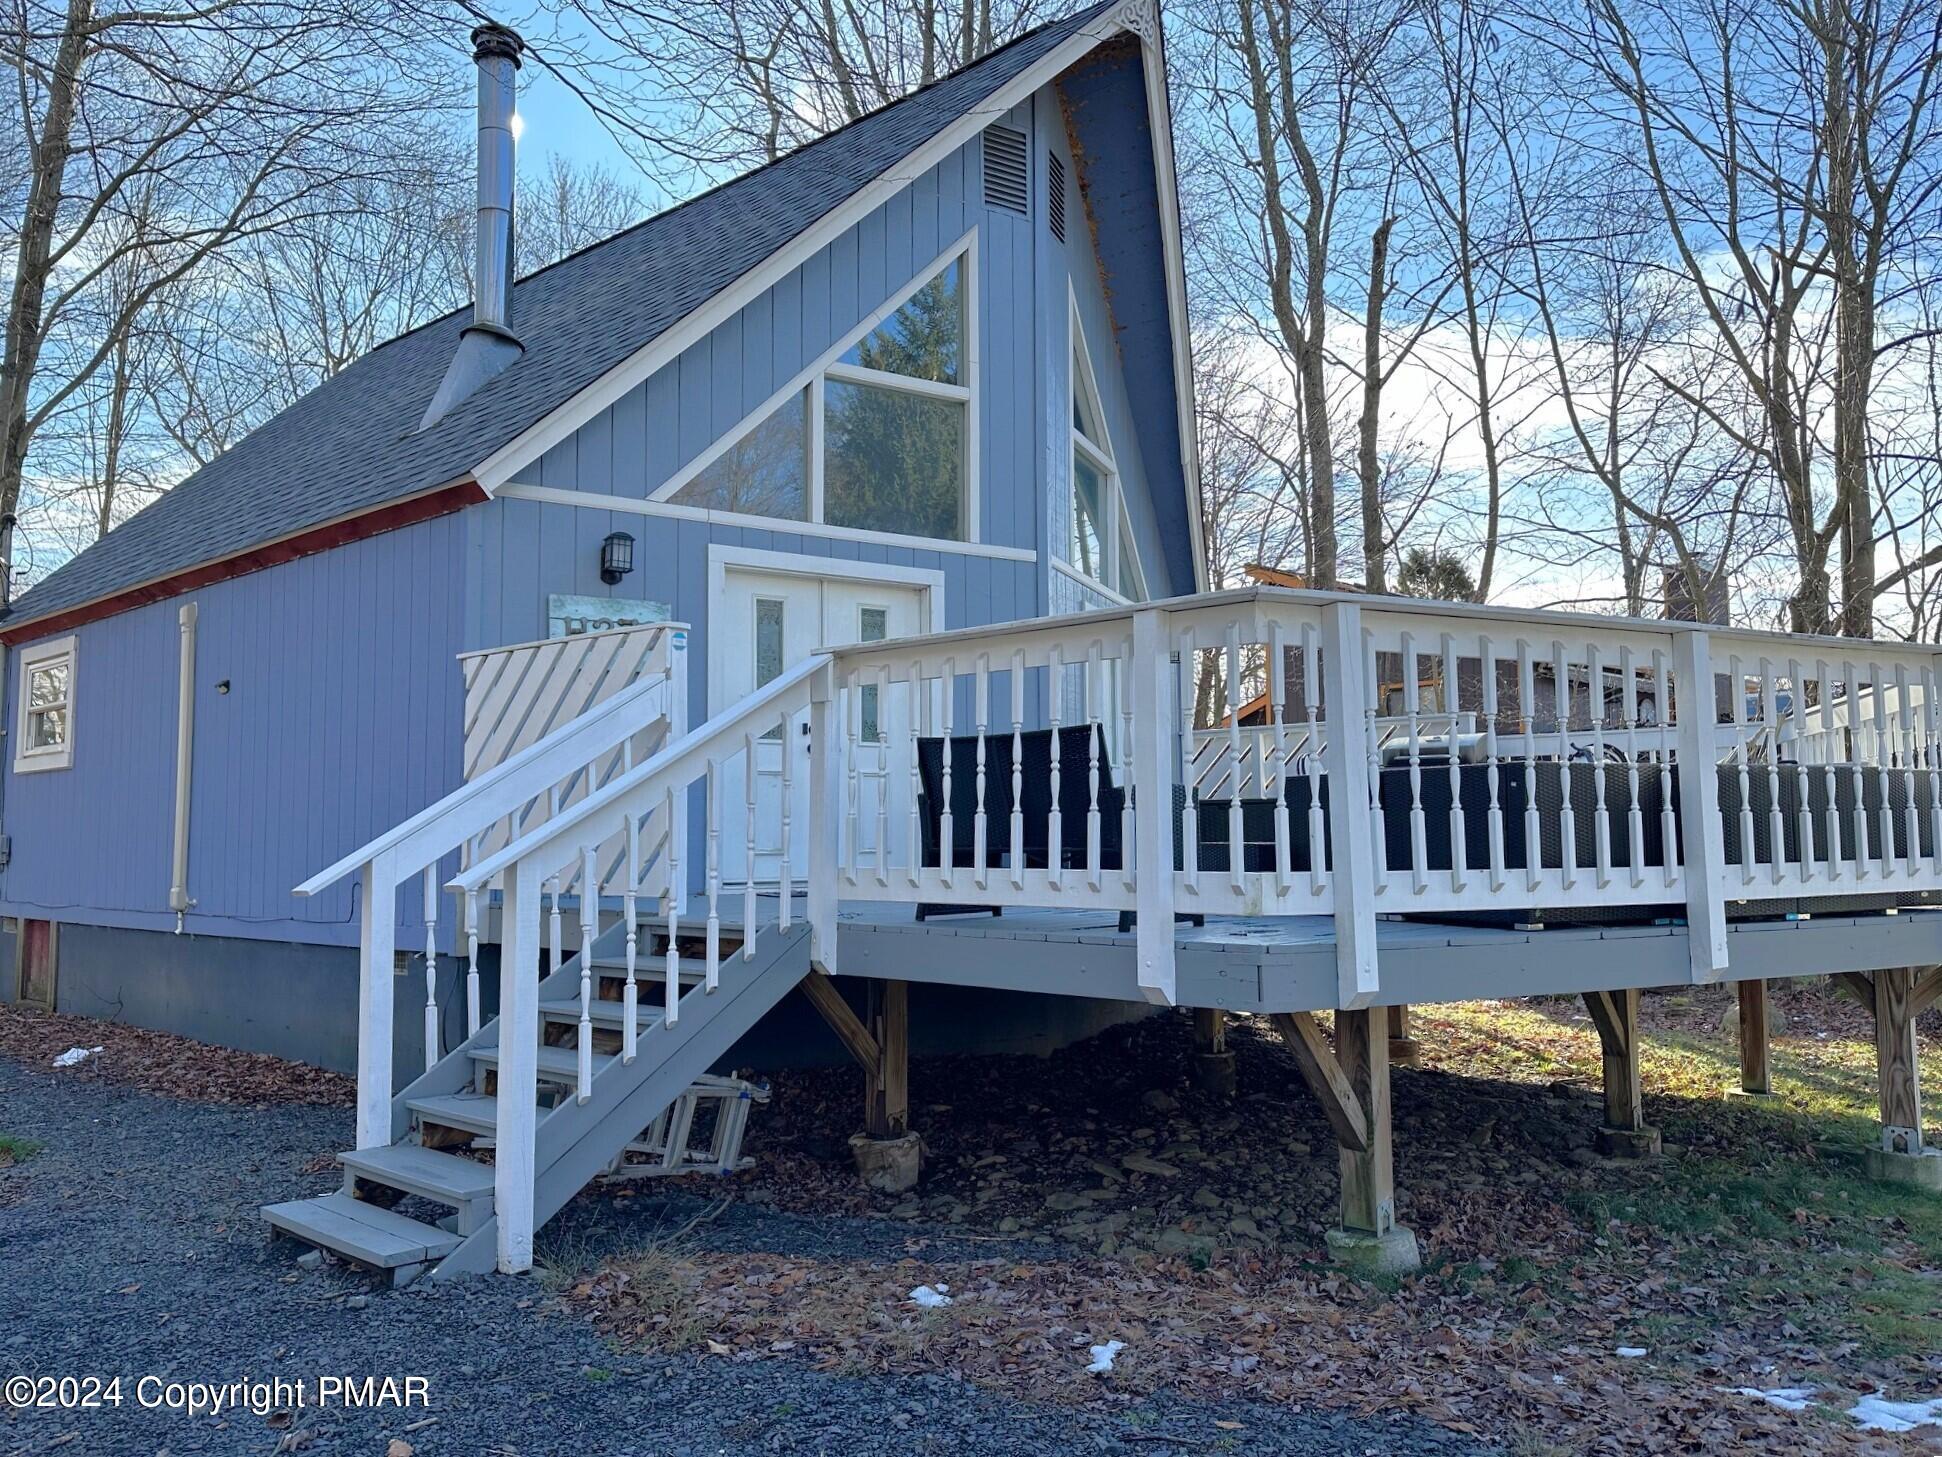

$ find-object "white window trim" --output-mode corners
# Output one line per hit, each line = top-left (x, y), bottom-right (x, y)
(14, 634), (76, 774)
(1056, 285), (1147, 603)
(648, 230), (981, 545)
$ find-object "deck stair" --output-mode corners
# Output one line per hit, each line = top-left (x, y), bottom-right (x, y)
(265, 905), (809, 1283)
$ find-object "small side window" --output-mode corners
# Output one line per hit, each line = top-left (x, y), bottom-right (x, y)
(14, 635), (76, 773)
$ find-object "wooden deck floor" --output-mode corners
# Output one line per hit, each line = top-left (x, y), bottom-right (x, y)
(829, 900), (1942, 1013)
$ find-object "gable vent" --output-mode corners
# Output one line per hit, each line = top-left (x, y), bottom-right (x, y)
(982, 125), (1028, 214)
(1047, 151), (1067, 242)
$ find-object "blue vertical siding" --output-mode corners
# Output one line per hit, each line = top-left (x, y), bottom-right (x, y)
(0, 513), (466, 947)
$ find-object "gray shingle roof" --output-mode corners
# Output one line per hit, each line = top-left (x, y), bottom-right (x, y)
(7, 0), (1119, 629)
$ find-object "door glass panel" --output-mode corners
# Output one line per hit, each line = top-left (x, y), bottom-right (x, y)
(840, 260), (962, 383)
(755, 597), (785, 738)
(858, 606), (889, 743)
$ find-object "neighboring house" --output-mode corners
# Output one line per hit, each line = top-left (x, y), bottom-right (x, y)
(0, 0), (1201, 1069)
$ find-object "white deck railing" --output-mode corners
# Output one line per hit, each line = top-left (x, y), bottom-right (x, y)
(304, 588), (1942, 1167)
(297, 622), (686, 1149)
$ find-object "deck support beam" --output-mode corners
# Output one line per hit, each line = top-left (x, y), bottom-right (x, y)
(802, 972), (919, 1190)
(1272, 1009), (1418, 1272)
(1387, 1004), (1421, 1069)
(1862, 968), (1941, 1189)
(1733, 979), (1773, 1097)
(1583, 988), (1660, 1158)
(1192, 1007), (1236, 1097)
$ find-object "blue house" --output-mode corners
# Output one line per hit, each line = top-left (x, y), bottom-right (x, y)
(6, 0), (1933, 1284)
(0, 0), (1200, 1070)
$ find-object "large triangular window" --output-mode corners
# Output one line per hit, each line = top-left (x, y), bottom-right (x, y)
(654, 239), (975, 543)
(1063, 293), (1146, 601)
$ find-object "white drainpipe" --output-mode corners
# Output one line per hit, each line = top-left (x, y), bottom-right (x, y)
(169, 601), (197, 928)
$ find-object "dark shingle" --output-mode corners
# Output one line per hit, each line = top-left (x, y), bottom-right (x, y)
(8, 0), (1119, 628)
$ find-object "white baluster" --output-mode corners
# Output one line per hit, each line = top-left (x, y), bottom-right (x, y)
(1009, 651), (1025, 890)
(1442, 633), (1467, 894)
(876, 662), (892, 887)
(1119, 634), (1137, 894)
(1048, 646), (1065, 892)
(1654, 648), (1677, 890)
(623, 809), (639, 1063)
(1481, 636), (1506, 892)
(940, 658), (956, 893)
(1303, 621), (1324, 897)
(1898, 663), (1920, 877)
(907, 671), (923, 891)
(1269, 619), (1292, 897)
(664, 785), (682, 1025)
(1225, 623), (1245, 894)
(1760, 659), (1786, 884)
(1402, 631), (1427, 893)
(1820, 660), (1846, 882)
(1587, 644), (1611, 889)
(705, 760), (721, 993)
(547, 874), (562, 980)
(422, 866), (440, 1073)
(1087, 641), (1105, 892)
(1179, 627), (1199, 898)
(1873, 661), (1896, 877)
(576, 846), (596, 1103)
(743, 730), (758, 956)
(1924, 663), (1942, 878)
(776, 707), (792, 936)
(1786, 657), (1815, 884)
(1366, 627), (1387, 893)
(843, 671), (861, 887)
(1520, 640), (1540, 894)
(1620, 646), (1645, 888)
(1553, 641), (1579, 890)
(464, 887), (481, 1039)
(973, 653), (990, 890)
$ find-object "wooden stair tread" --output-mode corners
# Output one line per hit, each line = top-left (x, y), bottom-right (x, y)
(263, 1192), (459, 1268)
(471, 1042), (614, 1080)
(538, 997), (666, 1028)
(339, 1143), (495, 1204)
(407, 1092), (500, 1135)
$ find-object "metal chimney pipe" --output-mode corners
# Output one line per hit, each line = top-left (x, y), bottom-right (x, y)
(470, 22), (523, 338)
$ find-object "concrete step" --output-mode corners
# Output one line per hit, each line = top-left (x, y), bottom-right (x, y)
(264, 1192), (458, 1275)
(471, 1041), (614, 1085)
(339, 1144), (494, 1208)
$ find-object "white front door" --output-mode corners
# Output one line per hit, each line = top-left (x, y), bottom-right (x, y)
(713, 564), (929, 885)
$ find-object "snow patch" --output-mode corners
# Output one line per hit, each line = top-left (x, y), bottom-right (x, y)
(1721, 1387), (1815, 1413)
(1086, 1340), (1126, 1374)
(1615, 1347), (1648, 1359)
(907, 1284), (952, 1309)
(51, 1046), (103, 1068)
(1846, 1394), (1942, 1433)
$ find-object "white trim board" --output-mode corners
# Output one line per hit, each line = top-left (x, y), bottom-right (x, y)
(497, 482), (1036, 563)
(468, 3), (1192, 575)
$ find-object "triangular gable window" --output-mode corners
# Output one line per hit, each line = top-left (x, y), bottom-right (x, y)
(1064, 293), (1146, 602)
(839, 259), (962, 385)
(656, 238), (977, 542)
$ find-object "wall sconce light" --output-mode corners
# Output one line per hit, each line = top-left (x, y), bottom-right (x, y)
(600, 531), (635, 585)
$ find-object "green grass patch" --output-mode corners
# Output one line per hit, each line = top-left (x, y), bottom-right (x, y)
(0, 1133), (42, 1168)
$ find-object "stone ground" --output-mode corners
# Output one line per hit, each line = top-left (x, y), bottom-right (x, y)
(0, 1018), (1490, 1457)
(3, 982), (1939, 1455)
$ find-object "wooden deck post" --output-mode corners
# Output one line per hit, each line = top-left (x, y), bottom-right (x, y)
(354, 853), (397, 1152)
(1583, 987), (1661, 1157)
(1734, 979), (1773, 1096)
(1387, 1004), (1421, 1068)
(864, 979), (910, 1138)
(1191, 1006), (1237, 1096)
(1865, 967), (1942, 1188)
(494, 859), (542, 1274)
(1270, 1008), (1419, 1272)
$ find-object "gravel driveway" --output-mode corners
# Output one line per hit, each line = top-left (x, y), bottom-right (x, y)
(0, 1053), (1496, 1457)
